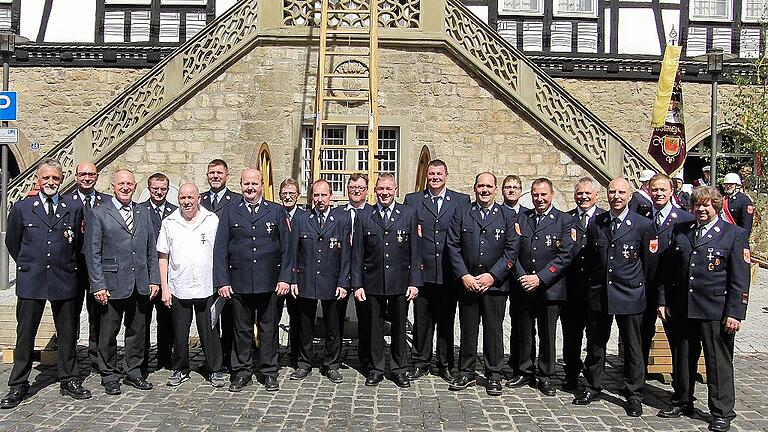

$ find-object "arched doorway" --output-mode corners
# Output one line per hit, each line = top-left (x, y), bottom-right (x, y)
(683, 129), (754, 186)
(257, 142), (275, 201)
(414, 145), (431, 192)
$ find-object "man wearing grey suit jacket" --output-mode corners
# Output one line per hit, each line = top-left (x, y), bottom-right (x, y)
(84, 169), (161, 395)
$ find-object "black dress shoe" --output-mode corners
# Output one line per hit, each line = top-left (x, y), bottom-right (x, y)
(103, 381), (121, 396)
(626, 399), (643, 417)
(573, 390), (600, 405)
(658, 405), (693, 418)
(60, 380), (92, 400)
(290, 368), (311, 380)
(709, 417), (731, 432)
(365, 372), (385, 387)
(324, 369), (343, 384)
(392, 373), (410, 388)
(123, 376), (153, 391)
(264, 375), (279, 392)
(448, 375), (476, 391)
(228, 375), (251, 392)
(486, 379), (503, 396)
(538, 380), (556, 396)
(505, 375), (533, 388)
(437, 369), (455, 384)
(0, 385), (28, 409)
(408, 366), (429, 380)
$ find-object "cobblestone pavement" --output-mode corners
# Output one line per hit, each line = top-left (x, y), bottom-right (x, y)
(0, 268), (765, 431)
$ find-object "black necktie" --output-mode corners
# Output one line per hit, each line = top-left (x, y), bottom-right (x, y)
(156, 206), (163, 220)
(580, 212), (588, 230)
(612, 218), (621, 233)
(481, 208), (489, 220)
(211, 194), (219, 210)
(84, 195), (92, 210)
(319, 212), (325, 228)
(46, 197), (55, 223)
(249, 203), (258, 215)
(432, 196), (441, 213)
(655, 211), (664, 229)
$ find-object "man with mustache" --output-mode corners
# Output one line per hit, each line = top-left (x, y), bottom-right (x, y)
(277, 178), (305, 369)
(352, 173), (421, 388)
(141, 173), (178, 371)
(213, 169), (292, 392)
(573, 177), (656, 417)
(404, 159), (469, 383)
(656, 187), (750, 432)
(446, 172), (519, 396)
(157, 183), (224, 388)
(84, 169), (160, 395)
(1, 159), (91, 408)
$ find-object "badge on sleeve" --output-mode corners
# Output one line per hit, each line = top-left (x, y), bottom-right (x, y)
(748, 205), (754, 214)
(507, 260), (514, 269)
(649, 239), (659, 254)
(570, 227), (577, 241)
(548, 265), (557, 273)
(515, 222), (521, 236)
(742, 292), (749, 305)
(743, 248), (751, 263)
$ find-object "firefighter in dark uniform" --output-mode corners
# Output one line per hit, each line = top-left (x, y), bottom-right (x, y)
(140, 172), (178, 371)
(657, 186), (750, 432)
(1, 159), (92, 409)
(404, 159), (470, 383)
(287, 179), (352, 384)
(672, 172), (691, 210)
(351, 173), (422, 389)
(201, 159), (242, 370)
(508, 178), (574, 396)
(562, 177), (605, 390)
(642, 174), (695, 370)
(446, 172), (519, 396)
(64, 160), (110, 371)
(277, 178), (305, 370)
(573, 177), (656, 418)
(213, 169), (291, 393)
(628, 169), (655, 218)
(721, 173), (754, 237)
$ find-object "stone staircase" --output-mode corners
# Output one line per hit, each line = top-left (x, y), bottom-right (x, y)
(7, 0), (656, 202)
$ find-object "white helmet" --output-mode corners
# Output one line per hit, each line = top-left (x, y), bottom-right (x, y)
(673, 172), (684, 181)
(638, 169), (656, 182)
(723, 173), (742, 185)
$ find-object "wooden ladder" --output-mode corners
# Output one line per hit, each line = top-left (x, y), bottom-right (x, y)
(312, 0), (380, 202)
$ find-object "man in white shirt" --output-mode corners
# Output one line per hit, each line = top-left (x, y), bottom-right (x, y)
(157, 183), (224, 388)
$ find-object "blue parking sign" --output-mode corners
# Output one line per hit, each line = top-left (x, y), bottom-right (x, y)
(0, 91), (16, 121)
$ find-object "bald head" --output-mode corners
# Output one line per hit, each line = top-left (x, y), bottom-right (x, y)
(241, 168), (264, 203)
(112, 169), (137, 205)
(607, 177), (631, 215)
(178, 182), (200, 219)
(75, 161), (99, 193)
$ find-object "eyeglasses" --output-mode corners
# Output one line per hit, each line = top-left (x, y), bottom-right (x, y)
(503, 185), (521, 190)
(280, 191), (298, 197)
(77, 172), (97, 177)
(347, 186), (367, 191)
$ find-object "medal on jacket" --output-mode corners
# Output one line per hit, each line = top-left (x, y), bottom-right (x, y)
(707, 248), (714, 261)
(545, 235), (552, 247)
(622, 244), (630, 259)
(266, 222), (274, 233)
(397, 230), (404, 243)
(329, 237), (339, 249)
(64, 228), (74, 244)
(495, 228), (502, 241)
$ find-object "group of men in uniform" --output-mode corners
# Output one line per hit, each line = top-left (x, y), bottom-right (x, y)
(1, 157), (753, 432)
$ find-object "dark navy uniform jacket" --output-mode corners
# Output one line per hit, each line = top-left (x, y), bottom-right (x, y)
(585, 210), (656, 315)
(351, 202), (422, 295)
(565, 206), (605, 300)
(201, 188), (242, 214)
(674, 191), (691, 210)
(644, 206), (696, 298)
(658, 218), (751, 321)
(213, 198), (292, 294)
(63, 190), (111, 291)
(6, 194), (84, 300)
(514, 207), (575, 301)
(84, 200), (161, 299)
(140, 199), (178, 240)
(446, 203), (520, 292)
(403, 188), (470, 285)
(629, 191), (653, 218)
(723, 191), (754, 236)
(289, 207), (352, 300)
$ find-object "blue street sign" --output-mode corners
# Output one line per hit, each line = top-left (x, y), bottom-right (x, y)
(0, 91), (16, 121)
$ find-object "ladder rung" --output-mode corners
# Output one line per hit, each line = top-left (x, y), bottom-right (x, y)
(325, 73), (369, 78)
(320, 119), (369, 126)
(318, 144), (370, 150)
(326, 51), (369, 56)
(323, 87), (369, 92)
(328, 9), (371, 14)
(323, 96), (369, 102)
(327, 29), (371, 35)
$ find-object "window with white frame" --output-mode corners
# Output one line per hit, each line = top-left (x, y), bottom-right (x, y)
(554, 0), (597, 17)
(691, 0), (731, 20)
(743, 0), (768, 21)
(100, 0), (210, 43)
(499, 0), (543, 15)
(300, 126), (400, 197)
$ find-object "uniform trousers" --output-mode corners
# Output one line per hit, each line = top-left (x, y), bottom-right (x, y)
(170, 295), (223, 374)
(275, 294), (300, 366)
(220, 300), (233, 370)
(583, 310), (645, 401)
(458, 290), (507, 381)
(561, 288), (589, 381)
(411, 282), (457, 371)
(667, 317), (736, 420)
(75, 288), (101, 369)
(353, 296), (372, 373)
(296, 296), (346, 371)
(640, 303), (660, 370)
(511, 292), (561, 380)
(367, 294), (409, 375)
(98, 288), (150, 384)
(230, 292), (278, 379)
(9, 298), (80, 388)
(144, 294), (173, 369)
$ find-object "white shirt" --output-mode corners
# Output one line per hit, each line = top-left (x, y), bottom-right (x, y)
(156, 206), (219, 299)
(38, 192), (59, 213)
(577, 205), (598, 226)
(428, 189), (446, 213)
